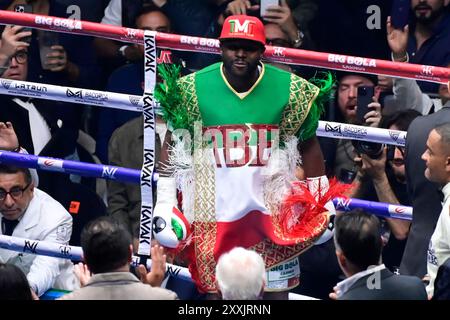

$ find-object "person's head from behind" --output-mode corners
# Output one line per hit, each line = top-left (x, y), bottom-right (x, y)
(80, 216), (133, 274)
(380, 110), (421, 183)
(411, 0), (449, 24)
(219, 15), (266, 80)
(215, 247), (266, 300)
(334, 210), (382, 277)
(0, 263), (32, 300)
(336, 73), (377, 123)
(422, 122), (450, 185)
(0, 164), (34, 221)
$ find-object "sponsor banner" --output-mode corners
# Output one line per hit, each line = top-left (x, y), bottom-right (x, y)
(318, 121), (406, 146)
(332, 197), (412, 221)
(0, 79), (142, 112)
(1, 79), (48, 98)
(0, 150), (143, 184)
(138, 30), (157, 256)
(37, 157), (64, 172)
(1, 11), (447, 84)
(0, 234), (83, 261)
(388, 204), (413, 217)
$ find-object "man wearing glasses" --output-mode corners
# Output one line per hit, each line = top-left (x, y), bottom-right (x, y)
(0, 25), (80, 200)
(0, 164), (77, 297)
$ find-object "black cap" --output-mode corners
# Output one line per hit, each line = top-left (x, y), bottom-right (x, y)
(334, 71), (378, 86)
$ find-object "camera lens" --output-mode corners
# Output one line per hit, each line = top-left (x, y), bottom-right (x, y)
(352, 140), (384, 159)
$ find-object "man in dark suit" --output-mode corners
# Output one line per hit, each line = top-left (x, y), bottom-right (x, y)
(400, 94), (450, 278)
(0, 28), (80, 196)
(332, 210), (427, 300)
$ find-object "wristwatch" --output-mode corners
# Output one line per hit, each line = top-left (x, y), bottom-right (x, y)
(292, 29), (304, 48)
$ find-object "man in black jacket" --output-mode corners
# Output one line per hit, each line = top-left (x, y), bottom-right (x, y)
(400, 95), (450, 278)
(332, 210), (427, 300)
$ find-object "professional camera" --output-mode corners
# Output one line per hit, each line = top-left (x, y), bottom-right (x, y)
(352, 140), (385, 159)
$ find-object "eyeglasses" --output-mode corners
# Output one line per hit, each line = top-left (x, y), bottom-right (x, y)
(0, 182), (31, 201)
(10, 50), (28, 64)
(266, 38), (292, 48)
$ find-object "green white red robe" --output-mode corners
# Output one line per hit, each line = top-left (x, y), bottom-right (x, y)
(159, 62), (328, 293)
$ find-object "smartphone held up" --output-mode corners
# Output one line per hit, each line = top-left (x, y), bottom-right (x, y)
(260, 0), (279, 16)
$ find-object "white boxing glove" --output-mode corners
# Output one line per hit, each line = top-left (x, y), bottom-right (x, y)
(152, 177), (190, 248)
(307, 175), (336, 245)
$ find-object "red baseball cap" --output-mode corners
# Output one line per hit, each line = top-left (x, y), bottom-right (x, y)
(219, 15), (266, 46)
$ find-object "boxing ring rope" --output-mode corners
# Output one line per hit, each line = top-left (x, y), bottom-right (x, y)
(0, 150), (150, 184)
(0, 77), (409, 147)
(0, 10), (449, 85)
(0, 79), (144, 112)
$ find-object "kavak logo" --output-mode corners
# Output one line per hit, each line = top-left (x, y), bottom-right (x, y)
(229, 19), (255, 34)
(325, 123), (342, 133)
(1, 80), (12, 89)
(66, 89), (82, 98)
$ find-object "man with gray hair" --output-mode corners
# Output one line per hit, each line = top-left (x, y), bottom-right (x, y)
(215, 247), (266, 300)
(422, 122), (450, 297)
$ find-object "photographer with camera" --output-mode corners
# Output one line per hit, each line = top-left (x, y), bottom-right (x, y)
(350, 110), (421, 272)
(320, 72), (382, 180)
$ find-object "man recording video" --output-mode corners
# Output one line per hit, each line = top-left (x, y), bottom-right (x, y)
(319, 72), (382, 180)
(350, 110), (421, 271)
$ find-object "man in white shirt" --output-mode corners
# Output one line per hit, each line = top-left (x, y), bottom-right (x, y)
(0, 164), (77, 297)
(422, 122), (450, 297)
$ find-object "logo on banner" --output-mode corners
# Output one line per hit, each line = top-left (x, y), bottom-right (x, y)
(1, 80), (12, 89)
(143, 93), (155, 130)
(389, 130), (400, 142)
(273, 47), (286, 57)
(125, 28), (138, 39)
(139, 204), (153, 245)
(141, 148), (155, 187)
(157, 50), (173, 64)
(23, 240), (38, 254)
(394, 206), (406, 214)
(129, 96), (141, 106)
(102, 166), (118, 179)
(328, 53), (377, 68)
(59, 246), (72, 257)
(84, 91), (108, 102)
(421, 65), (434, 76)
(35, 16), (82, 30)
(167, 265), (181, 277)
(66, 89), (82, 98)
(325, 123), (342, 133)
(343, 125), (368, 138)
(180, 36), (220, 49)
(335, 197), (352, 211)
(38, 158), (65, 172)
(144, 35), (156, 73)
(14, 83), (47, 92)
